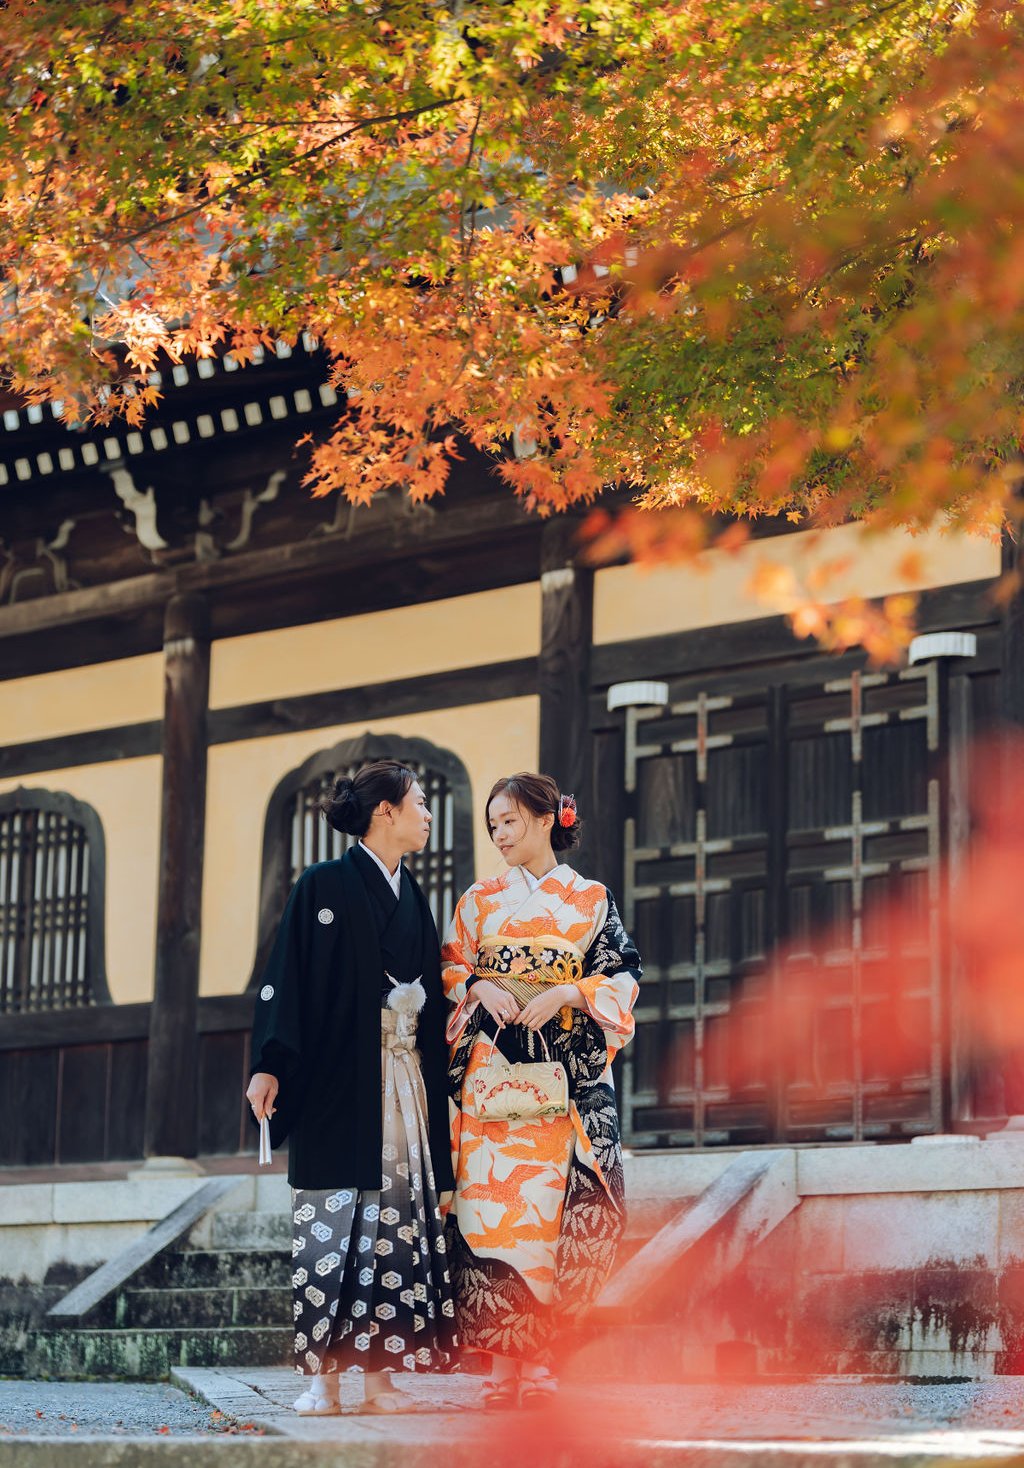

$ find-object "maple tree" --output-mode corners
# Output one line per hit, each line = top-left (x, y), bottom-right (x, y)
(2, 0), (1022, 653)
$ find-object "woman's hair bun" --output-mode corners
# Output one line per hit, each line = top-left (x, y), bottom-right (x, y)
(550, 799), (582, 852)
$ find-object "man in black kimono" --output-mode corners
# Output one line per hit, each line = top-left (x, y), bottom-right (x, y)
(247, 763), (457, 1415)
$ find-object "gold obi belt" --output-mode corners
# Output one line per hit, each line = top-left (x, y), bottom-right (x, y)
(473, 937), (585, 1030)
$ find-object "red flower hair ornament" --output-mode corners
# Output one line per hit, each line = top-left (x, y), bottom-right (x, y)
(558, 794), (577, 828)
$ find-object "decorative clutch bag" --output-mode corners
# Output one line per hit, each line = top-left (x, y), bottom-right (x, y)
(473, 1033), (569, 1122)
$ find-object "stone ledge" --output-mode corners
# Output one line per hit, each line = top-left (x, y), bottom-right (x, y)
(53, 1179), (217, 1225)
(797, 1142), (1024, 1197)
(0, 1184), (54, 1227)
(623, 1152), (734, 1197)
(0, 1178), (212, 1228)
(624, 1142), (1024, 1200)
(3, 1140), (1023, 1229)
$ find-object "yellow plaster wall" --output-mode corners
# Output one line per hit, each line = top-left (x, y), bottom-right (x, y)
(199, 696), (539, 996)
(593, 523), (1001, 645)
(0, 759), (161, 1006)
(0, 654), (164, 745)
(209, 584), (542, 709)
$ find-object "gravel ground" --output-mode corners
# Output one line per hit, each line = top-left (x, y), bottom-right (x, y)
(0, 1381), (247, 1438)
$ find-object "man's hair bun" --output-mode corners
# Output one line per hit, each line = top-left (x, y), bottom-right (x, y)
(318, 761), (416, 839)
(323, 775), (361, 835)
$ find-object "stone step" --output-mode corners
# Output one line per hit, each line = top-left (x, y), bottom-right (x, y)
(139, 1247), (291, 1291)
(5, 1324), (292, 1381)
(124, 1202), (682, 1325)
(203, 1196), (686, 1255)
(118, 1285), (292, 1330)
(210, 1210), (292, 1252)
(9, 1192), (693, 1377)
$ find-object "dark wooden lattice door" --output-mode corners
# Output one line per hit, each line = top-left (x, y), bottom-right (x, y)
(619, 662), (944, 1148)
(780, 666), (941, 1142)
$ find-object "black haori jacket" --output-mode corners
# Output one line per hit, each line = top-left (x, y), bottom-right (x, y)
(250, 848), (454, 1192)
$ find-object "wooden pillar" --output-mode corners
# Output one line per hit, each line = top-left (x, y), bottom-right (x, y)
(1000, 530), (1024, 727)
(144, 593), (211, 1159)
(538, 519), (594, 841)
(992, 529), (1024, 1120)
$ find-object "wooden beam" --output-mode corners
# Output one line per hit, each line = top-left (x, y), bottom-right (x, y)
(205, 526), (541, 643)
(0, 992), (254, 1052)
(0, 722), (162, 780)
(0, 548), (543, 681)
(0, 1003), (151, 1051)
(176, 495), (528, 595)
(197, 992), (255, 1032)
(0, 494), (538, 645)
(144, 593), (210, 1160)
(0, 572), (170, 641)
(0, 610), (167, 683)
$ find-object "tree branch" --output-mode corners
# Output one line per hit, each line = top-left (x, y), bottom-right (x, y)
(99, 96), (464, 248)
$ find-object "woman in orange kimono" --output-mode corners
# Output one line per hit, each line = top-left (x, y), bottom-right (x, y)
(443, 772), (640, 1408)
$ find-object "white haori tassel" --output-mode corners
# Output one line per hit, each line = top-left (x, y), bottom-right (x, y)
(386, 972), (426, 1040)
(385, 972), (426, 1014)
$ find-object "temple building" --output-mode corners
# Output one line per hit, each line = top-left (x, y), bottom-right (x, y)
(0, 337), (1011, 1177)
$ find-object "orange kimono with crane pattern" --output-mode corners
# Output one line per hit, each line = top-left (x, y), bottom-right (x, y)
(442, 863), (640, 1364)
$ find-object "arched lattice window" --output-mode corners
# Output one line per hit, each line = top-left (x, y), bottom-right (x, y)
(249, 733), (475, 987)
(0, 788), (110, 1012)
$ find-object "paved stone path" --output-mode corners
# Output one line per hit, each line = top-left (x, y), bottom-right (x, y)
(176, 1367), (1024, 1458)
(2, 1372), (1024, 1464)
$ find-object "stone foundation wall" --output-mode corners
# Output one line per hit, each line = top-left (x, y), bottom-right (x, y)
(694, 1187), (1023, 1377)
(620, 1137), (1024, 1379)
(4, 1139), (1024, 1379)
